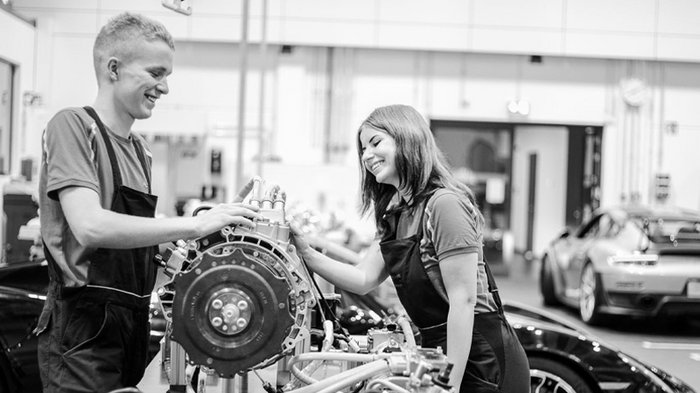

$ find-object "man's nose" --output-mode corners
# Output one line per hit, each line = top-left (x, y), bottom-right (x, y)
(157, 78), (169, 95)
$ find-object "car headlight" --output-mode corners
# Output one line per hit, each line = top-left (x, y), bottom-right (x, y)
(607, 253), (658, 267)
(646, 365), (697, 393)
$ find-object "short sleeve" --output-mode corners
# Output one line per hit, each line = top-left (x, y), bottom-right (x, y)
(425, 191), (481, 259)
(43, 109), (100, 200)
(133, 133), (153, 164)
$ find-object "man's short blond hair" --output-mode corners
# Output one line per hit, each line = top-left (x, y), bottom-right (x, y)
(93, 12), (174, 81)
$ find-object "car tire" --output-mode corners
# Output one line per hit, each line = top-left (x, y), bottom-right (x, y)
(0, 354), (22, 393)
(578, 262), (607, 325)
(540, 255), (559, 306)
(529, 357), (594, 393)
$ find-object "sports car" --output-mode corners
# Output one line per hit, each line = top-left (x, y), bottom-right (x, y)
(540, 205), (700, 325)
(1, 256), (695, 393)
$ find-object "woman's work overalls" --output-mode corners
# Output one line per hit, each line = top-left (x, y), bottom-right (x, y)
(36, 107), (159, 392)
(380, 199), (530, 393)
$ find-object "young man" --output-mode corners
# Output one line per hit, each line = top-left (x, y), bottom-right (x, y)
(36, 12), (261, 392)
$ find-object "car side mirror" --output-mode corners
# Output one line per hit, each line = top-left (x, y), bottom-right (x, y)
(560, 228), (571, 239)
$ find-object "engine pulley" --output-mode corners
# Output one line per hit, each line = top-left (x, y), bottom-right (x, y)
(170, 237), (311, 377)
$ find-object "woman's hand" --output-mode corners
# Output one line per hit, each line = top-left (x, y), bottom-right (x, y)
(289, 223), (314, 260)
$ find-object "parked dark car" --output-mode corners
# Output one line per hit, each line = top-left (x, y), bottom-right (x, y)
(540, 205), (700, 325)
(505, 301), (694, 393)
(0, 260), (163, 393)
(1, 258), (695, 393)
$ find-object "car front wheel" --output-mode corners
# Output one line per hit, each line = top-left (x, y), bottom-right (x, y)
(540, 255), (559, 306)
(579, 263), (606, 325)
(529, 357), (593, 393)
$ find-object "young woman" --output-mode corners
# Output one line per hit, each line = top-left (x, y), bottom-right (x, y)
(292, 104), (529, 393)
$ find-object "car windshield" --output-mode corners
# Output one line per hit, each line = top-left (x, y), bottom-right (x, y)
(632, 217), (700, 243)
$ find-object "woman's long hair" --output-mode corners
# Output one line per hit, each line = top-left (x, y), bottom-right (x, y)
(356, 104), (484, 229)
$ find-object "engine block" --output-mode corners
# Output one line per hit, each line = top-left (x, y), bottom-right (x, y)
(158, 204), (315, 378)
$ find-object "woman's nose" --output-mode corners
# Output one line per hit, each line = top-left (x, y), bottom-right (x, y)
(362, 148), (373, 163)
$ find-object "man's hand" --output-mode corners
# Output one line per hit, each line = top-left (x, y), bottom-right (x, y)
(193, 203), (262, 237)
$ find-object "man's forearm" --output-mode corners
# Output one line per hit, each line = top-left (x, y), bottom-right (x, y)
(75, 209), (200, 249)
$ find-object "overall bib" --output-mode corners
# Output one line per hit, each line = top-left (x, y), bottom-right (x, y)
(36, 107), (159, 392)
(380, 201), (530, 393)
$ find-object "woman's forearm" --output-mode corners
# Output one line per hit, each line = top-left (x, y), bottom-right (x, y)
(446, 302), (475, 390)
(439, 252), (479, 390)
(300, 247), (377, 294)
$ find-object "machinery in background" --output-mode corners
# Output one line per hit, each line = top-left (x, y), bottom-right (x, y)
(1, 177), (38, 265)
(154, 179), (455, 393)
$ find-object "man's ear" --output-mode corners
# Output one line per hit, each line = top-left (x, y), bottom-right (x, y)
(107, 57), (119, 81)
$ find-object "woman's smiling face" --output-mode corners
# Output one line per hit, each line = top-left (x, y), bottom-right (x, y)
(359, 126), (399, 189)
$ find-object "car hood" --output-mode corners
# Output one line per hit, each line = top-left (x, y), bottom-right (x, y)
(504, 300), (595, 336)
(505, 301), (696, 393)
(0, 284), (46, 303)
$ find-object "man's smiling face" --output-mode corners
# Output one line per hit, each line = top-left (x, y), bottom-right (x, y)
(113, 39), (173, 120)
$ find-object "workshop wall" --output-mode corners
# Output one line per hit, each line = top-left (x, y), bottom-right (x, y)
(6, 1), (700, 248)
(0, 8), (36, 174)
(13, 0), (700, 61)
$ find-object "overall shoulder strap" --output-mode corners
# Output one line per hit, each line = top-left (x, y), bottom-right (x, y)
(419, 189), (505, 312)
(482, 256), (504, 311)
(82, 106), (122, 188)
(419, 194), (450, 303)
(130, 137), (152, 193)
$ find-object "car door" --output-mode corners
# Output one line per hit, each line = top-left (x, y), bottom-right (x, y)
(553, 214), (604, 300)
(0, 288), (44, 393)
(0, 261), (49, 392)
(569, 214), (620, 297)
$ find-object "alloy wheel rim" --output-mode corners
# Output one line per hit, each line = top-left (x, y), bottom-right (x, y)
(531, 369), (578, 393)
(580, 265), (596, 321)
